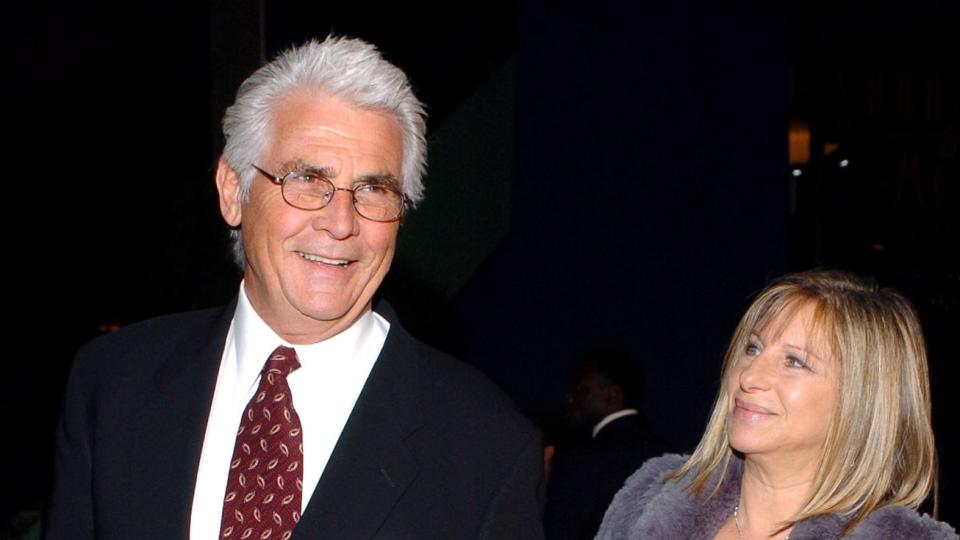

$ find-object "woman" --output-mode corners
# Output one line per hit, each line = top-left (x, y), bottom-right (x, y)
(596, 270), (957, 539)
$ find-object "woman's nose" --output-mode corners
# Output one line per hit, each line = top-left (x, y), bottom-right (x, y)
(739, 354), (773, 392)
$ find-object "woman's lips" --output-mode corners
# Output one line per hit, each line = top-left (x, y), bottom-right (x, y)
(733, 398), (775, 418)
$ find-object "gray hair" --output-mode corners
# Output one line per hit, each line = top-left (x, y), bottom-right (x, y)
(221, 36), (428, 265)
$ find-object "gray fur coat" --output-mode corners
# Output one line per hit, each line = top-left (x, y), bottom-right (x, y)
(596, 454), (958, 539)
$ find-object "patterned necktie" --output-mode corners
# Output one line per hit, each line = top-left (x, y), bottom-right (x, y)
(220, 346), (304, 540)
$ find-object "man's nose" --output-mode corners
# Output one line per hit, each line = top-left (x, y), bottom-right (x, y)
(313, 189), (359, 239)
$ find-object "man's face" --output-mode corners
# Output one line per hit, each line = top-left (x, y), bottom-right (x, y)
(565, 371), (617, 431)
(217, 91), (403, 343)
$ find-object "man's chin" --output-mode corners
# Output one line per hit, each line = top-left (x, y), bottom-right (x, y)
(294, 297), (371, 326)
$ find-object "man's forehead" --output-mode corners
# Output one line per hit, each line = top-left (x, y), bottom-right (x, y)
(273, 90), (400, 135)
(307, 125), (351, 138)
(268, 93), (403, 170)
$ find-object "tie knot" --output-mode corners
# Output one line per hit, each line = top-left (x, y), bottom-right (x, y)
(263, 346), (301, 378)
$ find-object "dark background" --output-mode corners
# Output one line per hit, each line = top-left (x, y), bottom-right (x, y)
(10, 0), (958, 536)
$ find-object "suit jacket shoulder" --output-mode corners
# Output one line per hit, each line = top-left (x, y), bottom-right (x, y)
(45, 303), (235, 540)
(70, 304), (232, 382)
(545, 414), (665, 540)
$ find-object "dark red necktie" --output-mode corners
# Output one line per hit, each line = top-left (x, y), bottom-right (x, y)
(220, 346), (304, 540)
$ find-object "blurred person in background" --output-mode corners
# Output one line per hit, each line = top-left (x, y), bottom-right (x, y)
(545, 348), (663, 540)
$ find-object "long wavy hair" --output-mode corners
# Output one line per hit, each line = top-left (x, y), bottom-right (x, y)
(671, 269), (936, 536)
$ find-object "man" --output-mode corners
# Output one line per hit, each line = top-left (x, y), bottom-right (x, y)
(46, 37), (543, 540)
(543, 349), (663, 540)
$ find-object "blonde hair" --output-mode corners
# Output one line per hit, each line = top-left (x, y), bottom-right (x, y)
(672, 269), (936, 535)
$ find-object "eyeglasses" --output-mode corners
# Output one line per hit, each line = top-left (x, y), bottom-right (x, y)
(252, 164), (408, 222)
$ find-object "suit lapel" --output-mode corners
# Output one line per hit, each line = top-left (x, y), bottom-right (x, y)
(294, 316), (424, 540)
(126, 301), (235, 538)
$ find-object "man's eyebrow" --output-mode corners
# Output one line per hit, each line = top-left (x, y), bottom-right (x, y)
(280, 160), (337, 177)
(356, 173), (401, 189)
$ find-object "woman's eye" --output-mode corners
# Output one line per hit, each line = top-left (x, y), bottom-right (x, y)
(786, 355), (807, 369)
(745, 342), (761, 356)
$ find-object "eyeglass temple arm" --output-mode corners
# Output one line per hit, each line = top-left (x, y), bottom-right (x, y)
(251, 164), (283, 185)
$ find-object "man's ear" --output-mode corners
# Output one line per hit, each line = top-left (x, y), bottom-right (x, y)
(216, 157), (243, 227)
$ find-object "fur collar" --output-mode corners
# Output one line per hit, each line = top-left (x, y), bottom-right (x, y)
(597, 454), (957, 539)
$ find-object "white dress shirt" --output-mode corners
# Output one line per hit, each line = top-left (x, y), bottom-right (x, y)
(189, 284), (388, 539)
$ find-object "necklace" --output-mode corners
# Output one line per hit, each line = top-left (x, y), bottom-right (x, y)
(733, 504), (790, 540)
(733, 504), (745, 540)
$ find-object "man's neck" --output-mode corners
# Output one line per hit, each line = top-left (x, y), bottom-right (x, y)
(242, 279), (372, 344)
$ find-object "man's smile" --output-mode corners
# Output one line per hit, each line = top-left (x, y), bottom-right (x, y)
(296, 251), (353, 267)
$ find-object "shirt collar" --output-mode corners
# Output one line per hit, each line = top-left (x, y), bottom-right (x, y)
(233, 282), (377, 391)
(592, 408), (639, 438)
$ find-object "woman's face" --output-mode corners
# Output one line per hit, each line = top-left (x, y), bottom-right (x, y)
(726, 302), (838, 464)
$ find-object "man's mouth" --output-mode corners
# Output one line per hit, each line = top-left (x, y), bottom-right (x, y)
(296, 251), (352, 267)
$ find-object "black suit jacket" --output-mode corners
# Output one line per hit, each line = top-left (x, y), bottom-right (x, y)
(45, 301), (544, 539)
(543, 414), (662, 540)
